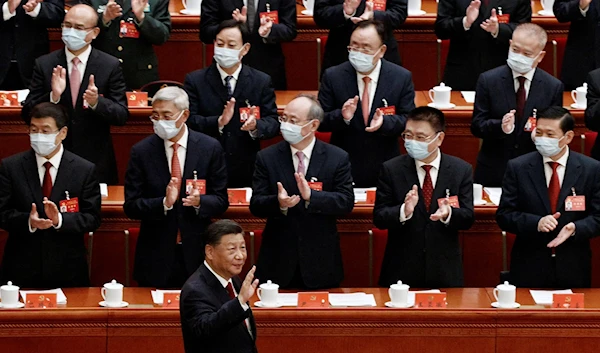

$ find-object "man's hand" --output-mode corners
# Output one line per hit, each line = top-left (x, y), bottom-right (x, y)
(240, 107), (258, 131)
(83, 74), (99, 107)
(464, 0), (481, 28)
(42, 197), (60, 226)
(430, 199), (451, 222)
(350, 1), (373, 23)
(294, 173), (312, 201)
(30, 203), (53, 230)
(51, 65), (67, 102)
(538, 212), (561, 232)
(480, 8), (499, 35)
(131, 0), (148, 22)
(8, 0), (21, 13)
(502, 109), (516, 134)
(277, 182), (301, 209)
(580, 0), (592, 10)
(218, 98), (236, 129)
(404, 184), (419, 219)
(103, 0), (123, 23)
(365, 108), (383, 132)
(342, 96), (359, 121)
(181, 182), (200, 207)
(258, 15), (273, 37)
(343, 0), (360, 16)
(232, 6), (248, 23)
(22, 0), (40, 13)
(547, 222), (576, 248)
(165, 177), (180, 208)
(238, 265), (259, 304)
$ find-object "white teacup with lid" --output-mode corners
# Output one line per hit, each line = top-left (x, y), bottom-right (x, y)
(493, 281), (517, 308)
(0, 281), (20, 307)
(101, 279), (124, 307)
(388, 280), (410, 307)
(257, 280), (279, 307)
(429, 82), (452, 107)
(571, 82), (588, 109)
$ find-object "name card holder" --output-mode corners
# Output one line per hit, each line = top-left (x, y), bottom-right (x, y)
(297, 292), (329, 308)
(553, 293), (584, 309)
(414, 293), (447, 308)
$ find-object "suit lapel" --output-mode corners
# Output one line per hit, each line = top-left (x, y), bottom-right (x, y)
(501, 66), (517, 114)
(50, 151), (74, 202)
(232, 66), (250, 102)
(206, 64), (228, 103)
(22, 150), (44, 205)
(276, 142), (299, 194)
(527, 155), (551, 214)
(149, 135), (171, 186)
(78, 49), (100, 108)
(370, 61), (391, 120)
(517, 71), (542, 133)
(401, 157), (427, 215)
(557, 153), (582, 211)
(182, 130), (201, 195)
(57, 50), (75, 110)
(344, 64), (362, 127)
(305, 139), (325, 181)
(430, 154), (453, 212)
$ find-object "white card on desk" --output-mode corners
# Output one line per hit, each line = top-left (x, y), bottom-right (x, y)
(461, 91), (476, 103)
(530, 289), (573, 305)
(20, 288), (67, 304)
(484, 187), (502, 206)
(329, 292), (377, 307)
(151, 290), (181, 305)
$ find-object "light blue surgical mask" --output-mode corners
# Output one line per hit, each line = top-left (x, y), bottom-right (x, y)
(152, 111), (184, 140)
(348, 50), (376, 73)
(30, 132), (59, 157)
(534, 136), (565, 157)
(213, 46), (242, 69)
(62, 27), (91, 52)
(404, 133), (440, 161)
(507, 50), (539, 74)
(280, 121), (313, 145)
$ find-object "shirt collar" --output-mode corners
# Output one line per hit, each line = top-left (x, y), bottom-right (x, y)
(290, 135), (317, 161)
(65, 45), (92, 67)
(36, 144), (64, 170)
(415, 148), (442, 171)
(164, 124), (189, 150)
(204, 260), (231, 288)
(357, 59), (382, 85)
(217, 63), (243, 83)
(512, 67), (536, 83)
(542, 146), (570, 168)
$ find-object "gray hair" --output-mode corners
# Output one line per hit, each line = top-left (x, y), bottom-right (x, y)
(296, 93), (324, 123)
(514, 23), (547, 51)
(152, 86), (189, 110)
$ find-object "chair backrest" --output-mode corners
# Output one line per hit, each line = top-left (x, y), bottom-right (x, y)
(552, 38), (567, 79)
(138, 80), (185, 98)
(124, 228), (141, 287)
(315, 131), (331, 143)
(85, 232), (94, 281)
(244, 230), (263, 278)
(499, 231), (517, 282)
(317, 36), (328, 86)
(368, 228), (388, 287)
(583, 132), (598, 156)
(436, 39), (450, 84)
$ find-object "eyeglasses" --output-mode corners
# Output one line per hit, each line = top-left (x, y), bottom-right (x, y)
(150, 111), (182, 121)
(278, 116), (312, 125)
(29, 128), (60, 135)
(61, 23), (95, 31)
(401, 132), (440, 142)
(347, 46), (379, 55)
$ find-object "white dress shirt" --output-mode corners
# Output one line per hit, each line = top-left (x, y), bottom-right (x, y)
(204, 260), (252, 335)
(543, 146), (569, 188)
(512, 67), (536, 100)
(356, 59), (382, 118)
(163, 125), (189, 212)
(290, 135), (316, 174)
(217, 63), (242, 94)
(400, 149), (452, 224)
(30, 144), (64, 232)
(2, 1), (41, 21)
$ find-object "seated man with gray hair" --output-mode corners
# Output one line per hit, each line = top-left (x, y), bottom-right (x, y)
(471, 23), (564, 187)
(124, 86), (229, 288)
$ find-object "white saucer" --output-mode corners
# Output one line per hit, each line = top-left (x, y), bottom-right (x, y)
(537, 10), (554, 16)
(99, 301), (129, 308)
(384, 301), (414, 308)
(301, 10), (313, 16)
(0, 302), (25, 308)
(491, 301), (520, 308)
(408, 10), (427, 15)
(427, 102), (456, 109)
(571, 103), (586, 109)
(254, 301), (283, 308)
(179, 9), (200, 15)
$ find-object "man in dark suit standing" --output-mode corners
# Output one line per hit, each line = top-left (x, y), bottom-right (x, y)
(83, 0), (171, 90)
(435, 0), (531, 90)
(554, 0), (600, 90)
(319, 19), (415, 187)
(374, 107), (474, 288)
(314, 0), (407, 73)
(497, 106), (600, 288)
(180, 220), (258, 353)
(0, 0), (64, 89)
(584, 68), (600, 160)
(185, 20), (279, 187)
(250, 94), (354, 289)
(200, 0), (296, 90)
(0, 102), (101, 288)
(21, 4), (129, 185)
(471, 23), (563, 187)
(124, 87), (229, 288)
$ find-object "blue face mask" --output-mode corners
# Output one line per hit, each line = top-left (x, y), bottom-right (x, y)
(404, 133), (440, 161)
(534, 136), (565, 157)
(62, 27), (91, 51)
(280, 121), (313, 145)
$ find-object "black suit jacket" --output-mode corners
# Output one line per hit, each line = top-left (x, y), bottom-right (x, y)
(435, 0), (531, 91)
(584, 68), (600, 160)
(373, 153), (475, 288)
(22, 48), (129, 185)
(200, 0), (297, 90)
(184, 63), (279, 187)
(0, 0), (64, 87)
(496, 151), (600, 288)
(554, 0), (600, 90)
(250, 139), (354, 289)
(0, 149), (101, 288)
(471, 65), (563, 186)
(124, 130), (229, 288)
(318, 60), (415, 187)
(314, 0), (406, 72)
(180, 263), (257, 353)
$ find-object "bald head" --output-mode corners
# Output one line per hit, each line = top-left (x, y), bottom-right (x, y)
(65, 4), (99, 29)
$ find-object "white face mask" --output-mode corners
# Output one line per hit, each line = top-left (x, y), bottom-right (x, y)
(507, 50), (539, 74)
(62, 27), (91, 52)
(213, 46), (243, 69)
(404, 133), (440, 161)
(534, 135), (565, 157)
(348, 50), (377, 73)
(152, 111), (184, 140)
(280, 121), (313, 145)
(30, 132), (59, 157)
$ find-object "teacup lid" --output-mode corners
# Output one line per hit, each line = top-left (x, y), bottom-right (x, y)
(104, 279), (123, 289)
(434, 82), (452, 91)
(579, 82), (588, 92)
(1, 281), (19, 291)
(390, 280), (410, 290)
(497, 281), (515, 290)
(260, 280), (279, 290)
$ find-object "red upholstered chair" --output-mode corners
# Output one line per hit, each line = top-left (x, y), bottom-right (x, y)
(436, 39), (450, 84)
(315, 131), (331, 143)
(246, 230), (263, 277)
(552, 38), (567, 79)
(500, 231), (517, 283)
(317, 35), (328, 87)
(124, 228), (140, 287)
(582, 132), (598, 156)
(368, 228), (388, 287)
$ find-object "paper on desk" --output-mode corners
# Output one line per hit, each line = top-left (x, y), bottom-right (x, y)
(329, 292), (377, 307)
(408, 289), (441, 306)
(17, 89), (30, 102)
(354, 188), (376, 203)
(461, 91), (476, 103)
(100, 183), (108, 197)
(229, 188), (253, 203)
(484, 187), (502, 206)
(530, 289), (573, 305)
(151, 289), (181, 305)
(20, 289), (67, 304)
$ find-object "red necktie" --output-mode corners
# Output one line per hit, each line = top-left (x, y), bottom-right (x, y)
(362, 76), (371, 126)
(70, 57), (81, 108)
(422, 165), (433, 212)
(516, 76), (527, 123)
(548, 162), (560, 213)
(42, 161), (53, 198)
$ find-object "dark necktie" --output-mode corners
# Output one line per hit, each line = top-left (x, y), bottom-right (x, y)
(548, 162), (560, 213)
(225, 76), (233, 99)
(42, 161), (53, 198)
(422, 165), (433, 212)
(247, 0), (256, 32)
(516, 76), (527, 123)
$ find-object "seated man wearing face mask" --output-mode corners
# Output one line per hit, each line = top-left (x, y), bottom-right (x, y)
(497, 106), (600, 288)
(124, 87), (229, 288)
(0, 102), (101, 288)
(318, 19), (415, 187)
(250, 94), (354, 289)
(184, 20), (279, 188)
(471, 23), (563, 187)
(374, 107), (475, 288)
